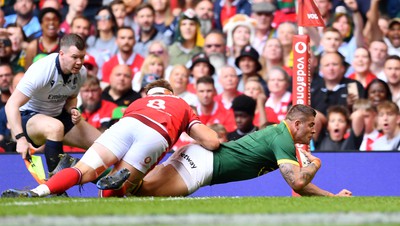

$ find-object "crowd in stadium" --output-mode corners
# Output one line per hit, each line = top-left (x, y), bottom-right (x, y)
(0, 0), (399, 152)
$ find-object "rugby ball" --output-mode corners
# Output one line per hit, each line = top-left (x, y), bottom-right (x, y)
(295, 145), (311, 167)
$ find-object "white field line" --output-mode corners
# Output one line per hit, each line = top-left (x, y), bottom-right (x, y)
(1, 213), (400, 226)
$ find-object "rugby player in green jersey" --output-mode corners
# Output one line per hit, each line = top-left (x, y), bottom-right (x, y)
(99, 104), (352, 197)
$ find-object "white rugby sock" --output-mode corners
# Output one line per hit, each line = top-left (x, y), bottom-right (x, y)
(31, 184), (51, 197)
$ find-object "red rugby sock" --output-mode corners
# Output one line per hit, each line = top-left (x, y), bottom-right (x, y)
(46, 168), (82, 194)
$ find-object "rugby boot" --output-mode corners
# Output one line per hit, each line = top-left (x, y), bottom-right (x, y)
(48, 154), (79, 178)
(96, 168), (131, 190)
(1, 189), (39, 198)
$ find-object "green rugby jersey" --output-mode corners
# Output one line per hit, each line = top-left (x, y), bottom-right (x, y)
(211, 121), (300, 185)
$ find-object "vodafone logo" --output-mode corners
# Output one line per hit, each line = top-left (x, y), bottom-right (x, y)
(307, 13), (319, 19)
(294, 42), (307, 54)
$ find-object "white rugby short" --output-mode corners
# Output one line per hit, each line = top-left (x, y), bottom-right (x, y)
(162, 144), (214, 194)
(95, 117), (169, 173)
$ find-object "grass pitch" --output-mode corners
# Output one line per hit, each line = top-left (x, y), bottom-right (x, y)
(0, 197), (400, 226)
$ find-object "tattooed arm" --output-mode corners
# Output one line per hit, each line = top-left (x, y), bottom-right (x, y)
(279, 161), (319, 192)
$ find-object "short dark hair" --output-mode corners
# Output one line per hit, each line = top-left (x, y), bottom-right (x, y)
(38, 7), (62, 24)
(135, 2), (155, 16)
(71, 15), (91, 28)
(143, 79), (173, 94)
(196, 76), (214, 86)
(60, 34), (85, 51)
(286, 104), (316, 122)
(326, 105), (350, 125)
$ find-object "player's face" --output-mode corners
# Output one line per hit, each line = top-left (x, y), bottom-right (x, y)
(295, 116), (316, 144)
(60, 46), (85, 74)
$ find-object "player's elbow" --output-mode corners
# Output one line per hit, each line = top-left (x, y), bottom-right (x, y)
(201, 139), (220, 151)
(291, 180), (307, 192)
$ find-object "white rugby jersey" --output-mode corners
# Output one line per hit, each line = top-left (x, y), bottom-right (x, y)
(18, 53), (87, 117)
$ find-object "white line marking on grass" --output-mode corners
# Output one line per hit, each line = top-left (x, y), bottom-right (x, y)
(1, 213), (400, 226)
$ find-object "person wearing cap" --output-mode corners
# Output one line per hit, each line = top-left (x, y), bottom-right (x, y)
(186, 52), (215, 94)
(169, 9), (204, 66)
(4, 0), (41, 40)
(2, 79), (221, 198)
(79, 76), (118, 132)
(251, 1), (277, 55)
(227, 94), (258, 141)
(83, 54), (99, 78)
(24, 7), (62, 70)
(235, 45), (268, 96)
(223, 14), (257, 71)
(384, 18), (400, 57)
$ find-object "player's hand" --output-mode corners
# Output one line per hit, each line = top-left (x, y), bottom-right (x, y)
(16, 137), (30, 159)
(301, 149), (320, 163)
(335, 189), (352, 197)
(70, 108), (81, 125)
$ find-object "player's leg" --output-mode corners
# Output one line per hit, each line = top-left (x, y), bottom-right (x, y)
(97, 117), (170, 197)
(1, 143), (120, 198)
(63, 120), (102, 149)
(24, 113), (65, 173)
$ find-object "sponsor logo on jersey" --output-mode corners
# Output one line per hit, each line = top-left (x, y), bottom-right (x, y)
(180, 152), (197, 169)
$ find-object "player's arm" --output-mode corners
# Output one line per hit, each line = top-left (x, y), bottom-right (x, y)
(5, 89), (31, 159)
(279, 150), (321, 192)
(188, 123), (220, 151)
(296, 182), (352, 197)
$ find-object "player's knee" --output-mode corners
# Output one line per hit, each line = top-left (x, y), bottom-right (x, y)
(43, 120), (64, 135)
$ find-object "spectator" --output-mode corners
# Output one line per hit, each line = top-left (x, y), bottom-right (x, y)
(194, 0), (214, 37)
(4, 0), (41, 40)
(148, 0), (175, 45)
(5, 24), (28, 71)
(0, 31), (24, 73)
(169, 9), (203, 66)
(251, 2), (276, 55)
(276, 22), (297, 68)
(369, 40), (389, 81)
(148, 40), (173, 79)
(110, 0), (129, 27)
(83, 54), (99, 78)
(133, 3), (168, 57)
(168, 64), (198, 107)
(86, 6), (119, 79)
(372, 100), (400, 150)
(24, 7), (62, 70)
(364, 78), (392, 108)
(214, 65), (240, 110)
(235, 45), (267, 95)
(101, 26), (144, 85)
(195, 76), (235, 132)
(0, 8), (5, 28)
(260, 38), (291, 81)
(60, 0), (88, 35)
(243, 77), (274, 127)
(132, 54), (165, 94)
(315, 105), (365, 151)
(384, 18), (400, 57)
(265, 67), (292, 122)
(223, 14), (256, 71)
(203, 29), (227, 73)
(39, 0), (62, 11)
(213, 0), (251, 30)
(353, 99), (383, 151)
(383, 55), (400, 107)
(79, 76), (118, 132)
(69, 16), (91, 42)
(347, 47), (377, 88)
(227, 94), (257, 141)
(186, 52), (215, 94)
(311, 51), (364, 116)
(102, 64), (141, 107)
(0, 63), (14, 109)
